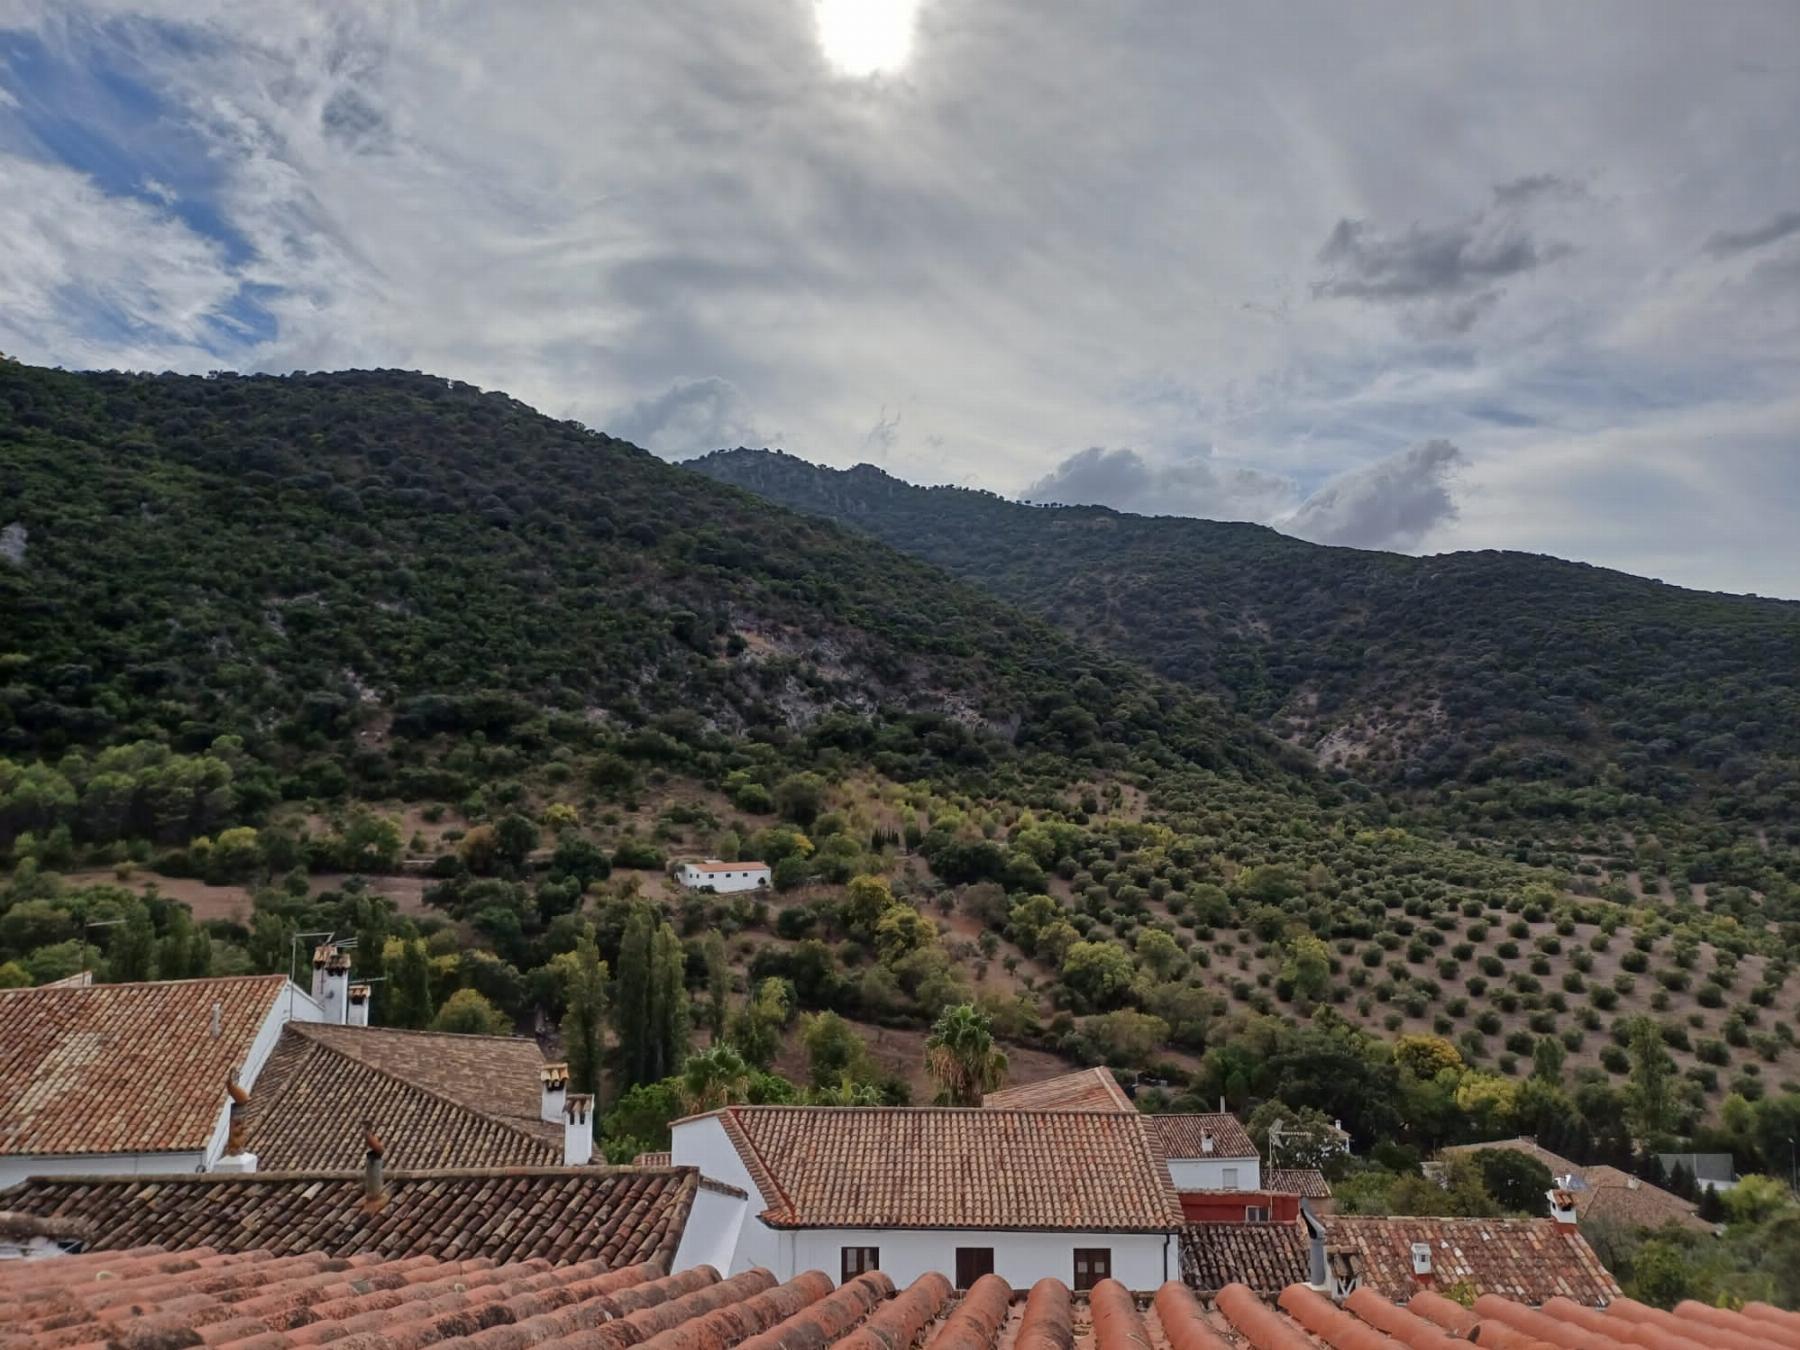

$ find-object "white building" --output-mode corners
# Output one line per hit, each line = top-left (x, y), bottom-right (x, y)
(678, 859), (771, 893)
(670, 1104), (1186, 1291)
(0, 969), (337, 1189)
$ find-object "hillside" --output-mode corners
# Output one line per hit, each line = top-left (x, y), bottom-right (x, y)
(690, 450), (1800, 919)
(1, 361), (1794, 1168)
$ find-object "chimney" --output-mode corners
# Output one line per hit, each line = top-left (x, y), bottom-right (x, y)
(214, 1072), (258, 1173)
(1201, 1128), (1216, 1155)
(541, 1062), (570, 1123)
(362, 1120), (386, 1209)
(347, 983), (371, 1028)
(564, 1093), (594, 1166)
(1410, 1242), (1434, 1285)
(1548, 1188), (1579, 1232)
(1301, 1198), (1329, 1292)
(311, 944), (333, 1002)
(210, 1001), (222, 1039)
(319, 948), (352, 1023)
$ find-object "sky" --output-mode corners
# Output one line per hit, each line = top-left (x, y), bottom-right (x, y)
(2, 3), (1797, 597)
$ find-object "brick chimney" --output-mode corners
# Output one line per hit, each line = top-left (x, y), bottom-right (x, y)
(564, 1093), (594, 1166)
(1548, 1187), (1579, 1232)
(541, 1062), (570, 1123)
(214, 1071), (257, 1173)
(347, 983), (371, 1028)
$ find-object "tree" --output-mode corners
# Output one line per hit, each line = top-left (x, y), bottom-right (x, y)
(613, 905), (655, 1085)
(774, 772), (827, 827)
(1471, 1148), (1555, 1214)
(459, 824), (500, 874)
(801, 1010), (873, 1088)
(1394, 1034), (1463, 1081)
(730, 977), (793, 1069)
(560, 927), (609, 1096)
(1061, 940), (1134, 1009)
(812, 1074), (882, 1105)
(1454, 1072), (1521, 1137)
(1532, 1035), (1567, 1084)
(109, 906), (155, 982)
(701, 932), (731, 1039)
(1722, 1173), (1792, 1224)
(1135, 927), (1183, 980)
(874, 904), (933, 961)
(647, 921), (691, 1083)
(1007, 893), (1062, 954)
(1282, 933), (1331, 1002)
(924, 1002), (1008, 1106)
(680, 1044), (752, 1113)
(843, 874), (894, 941)
(494, 813), (539, 868)
(1626, 1016), (1675, 1141)
(390, 939), (435, 1029)
(433, 988), (509, 1035)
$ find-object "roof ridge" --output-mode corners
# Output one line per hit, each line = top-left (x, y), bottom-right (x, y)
(266, 1028), (558, 1161)
(719, 1106), (794, 1220)
(293, 1020), (546, 1046)
(8, 1163), (697, 1186)
(0, 972), (288, 995)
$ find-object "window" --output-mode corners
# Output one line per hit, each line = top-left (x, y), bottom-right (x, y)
(955, 1247), (995, 1288)
(1072, 1248), (1111, 1292)
(841, 1247), (880, 1284)
(1222, 1167), (1240, 1189)
(1245, 1206), (1270, 1222)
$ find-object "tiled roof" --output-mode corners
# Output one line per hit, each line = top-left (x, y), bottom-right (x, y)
(0, 1166), (697, 1266)
(0, 974), (288, 1158)
(1, 1254), (1781, 1350)
(242, 1022), (559, 1169)
(1576, 1164), (1712, 1232)
(1327, 1215), (1622, 1305)
(1268, 1168), (1333, 1199)
(1440, 1135), (1585, 1181)
(705, 1105), (1186, 1231)
(982, 1066), (1136, 1112)
(686, 859), (770, 873)
(1148, 1113), (1259, 1161)
(1180, 1222), (1312, 1293)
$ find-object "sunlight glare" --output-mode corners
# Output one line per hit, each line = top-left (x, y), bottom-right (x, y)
(813, 0), (921, 78)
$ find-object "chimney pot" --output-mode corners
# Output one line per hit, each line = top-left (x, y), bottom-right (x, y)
(218, 1069), (256, 1172)
(540, 1062), (570, 1123)
(362, 1120), (386, 1207)
(347, 983), (371, 1028)
(563, 1092), (594, 1166)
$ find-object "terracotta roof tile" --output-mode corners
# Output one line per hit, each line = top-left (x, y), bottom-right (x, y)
(1267, 1169), (1333, 1199)
(1180, 1222), (1314, 1294)
(982, 1068), (1136, 1112)
(0, 1166), (697, 1268)
(0, 975), (288, 1158)
(243, 1023), (559, 1170)
(707, 1105), (1185, 1231)
(1148, 1114), (1259, 1162)
(1326, 1215), (1622, 1305)
(1439, 1139), (1711, 1234)
(685, 860), (770, 873)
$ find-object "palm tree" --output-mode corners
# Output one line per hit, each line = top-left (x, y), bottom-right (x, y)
(679, 1044), (753, 1114)
(925, 1003), (1008, 1106)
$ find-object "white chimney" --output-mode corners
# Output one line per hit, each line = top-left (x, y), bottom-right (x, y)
(319, 949), (352, 1023)
(541, 1062), (570, 1123)
(1411, 1242), (1434, 1278)
(347, 983), (371, 1028)
(1548, 1188), (1579, 1232)
(564, 1093), (594, 1166)
(1201, 1128), (1215, 1155)
(311, 944), (333, 1002)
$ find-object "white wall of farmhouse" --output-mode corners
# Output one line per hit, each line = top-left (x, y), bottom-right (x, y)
(785, 1226), (1173, 1292)
(1167, 1157), (1261, 1192)
(677, 865), (771, 894)
(671, 1115), (781, 1274)
(671, 1182), (750, 1275)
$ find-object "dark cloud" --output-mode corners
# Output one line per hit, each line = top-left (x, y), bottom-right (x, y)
(1283, 439), (1466, 551)
(862, 407), (902, 459)
(607, 376), (760, 457)
(1705, 209), (1800, 257)
(1024, 446), (1294, 521)
(1315, 217), (1565, 302)
(1491, 174), (1582, 206)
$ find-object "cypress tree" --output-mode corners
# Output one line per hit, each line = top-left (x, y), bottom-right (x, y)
(110, 906), (155, 982)
(391, 940), (434, 1029)
(562, 928), (609, 1096)
(612, 905), (655, 1085)
(647, 921), (691, 1082)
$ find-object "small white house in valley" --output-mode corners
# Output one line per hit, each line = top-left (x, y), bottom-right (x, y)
(678, 859), (771, 893)
(670, 1104), (1186, 1291)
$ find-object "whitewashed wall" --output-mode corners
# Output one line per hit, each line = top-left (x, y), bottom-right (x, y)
(670, 1115), (782, 1274)
(1167, 1157), (1261, 1191)
(671, 1182), (750, 1275)
(786, 1226), (1174, 1291)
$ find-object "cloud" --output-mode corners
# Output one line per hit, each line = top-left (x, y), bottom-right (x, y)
(1705, 209), (1800, 257)
(1491, 174), (1583, 207)
(1282, 439), (1467, 551)
(1024, 446), (1296, 522)
(1315, 214), (1567, 303)
(608, 376), (762, 456)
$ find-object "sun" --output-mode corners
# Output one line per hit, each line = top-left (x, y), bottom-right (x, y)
(812, 0), (921, 78)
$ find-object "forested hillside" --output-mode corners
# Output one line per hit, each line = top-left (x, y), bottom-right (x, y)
(692, 450), (1800, 917)
(1, 360), (1795, 1192)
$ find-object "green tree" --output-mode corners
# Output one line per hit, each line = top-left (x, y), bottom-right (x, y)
(1134, 927), (1183, 980)
(774, 772), (827, 827)
(843, 874), (894, 941)
(874, 903), (933, 961)
(109, 906), (155, 982)
(613, 904), (655, 1084)
(924, 1002), (1008, 1106)
(1531, 1035), (1566, 1084)
(494, 813), (539, 868)
(559, 927), (609, 1096)
(680, 1044), (752, 1113)
(1626, 1016), (1675, 1141)
(1061, 940), (1134, 1009)
(390, 939), (435, 1029)
(730, 977), (793, 1069)
(801, 1010), (873, 1088)
(1282, 933), (1331, 1001)
(701, 931), (731, 1039)
(647, 920), (692, 1083)
(1471, 1148), (1554, 1214)
(432, 988), (509, 1035)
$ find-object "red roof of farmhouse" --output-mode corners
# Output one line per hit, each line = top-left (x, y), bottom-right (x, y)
(981, 1066), (1136, 1112)
(694, 1105), (1186, 1231)
(685, 860), (770, 872)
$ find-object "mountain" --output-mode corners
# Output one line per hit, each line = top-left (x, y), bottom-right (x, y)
(0, 362), (1282, 805)
(690, 449), (1800, 909)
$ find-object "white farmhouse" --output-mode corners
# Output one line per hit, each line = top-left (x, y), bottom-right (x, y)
(670, 1104), (1186, 1291)
(678, 859), (771, 893)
